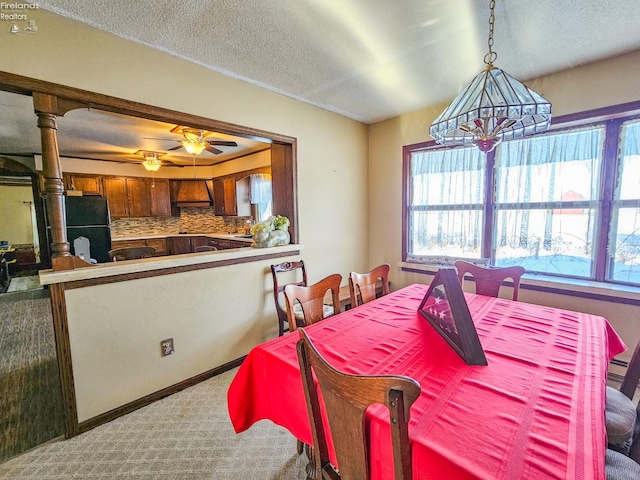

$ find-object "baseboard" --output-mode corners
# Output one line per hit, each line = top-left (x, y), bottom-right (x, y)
(76, 355), (246, 436)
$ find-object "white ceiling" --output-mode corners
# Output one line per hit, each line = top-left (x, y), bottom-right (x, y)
(0, 90), (268, 168)
(3, 0), (640, 170)
(38, 0), (640, 124)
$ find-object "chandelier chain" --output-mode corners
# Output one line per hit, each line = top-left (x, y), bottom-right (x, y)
(484, 0), (498, 65)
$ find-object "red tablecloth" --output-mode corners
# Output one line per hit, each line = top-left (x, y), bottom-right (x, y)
(228, 284), (626, 480)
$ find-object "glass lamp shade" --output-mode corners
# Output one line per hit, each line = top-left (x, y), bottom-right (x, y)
(182, 140), (206, 155)
(429, 66), (552, 153)
(142, 157), (161, 172)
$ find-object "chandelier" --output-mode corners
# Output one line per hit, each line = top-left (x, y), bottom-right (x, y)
(429, 0), (552, 153)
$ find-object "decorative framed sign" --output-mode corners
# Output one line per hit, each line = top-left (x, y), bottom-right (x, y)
(418, 268), (487, 366)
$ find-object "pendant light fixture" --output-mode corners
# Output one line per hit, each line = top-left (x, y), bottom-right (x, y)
(429, 0), (552, 153)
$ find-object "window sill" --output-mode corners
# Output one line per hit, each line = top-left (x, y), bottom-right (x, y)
(398, 261), (640, 305)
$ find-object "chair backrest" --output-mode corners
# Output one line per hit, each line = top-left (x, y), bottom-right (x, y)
(108, 246), (156, 261)
(194, 245), (218, 252)
(284, 273), (341, 332)
(297, 329), (420, 480)
(349, 263), (390, 307)
(620, 338), (640, 401)
(72, 236), (91, 260)
(622, 338), (640, 462)
(271, 260), (308, 336)
(455, 260), (525, 301)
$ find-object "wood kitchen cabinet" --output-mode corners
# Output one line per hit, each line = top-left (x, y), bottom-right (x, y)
(111, 239), (147, 249)
(126, 177), (151, 217)
(104, 176), (170, 218)
(111, 238), (167, 256)
(213, 176), (237, 216)
(149, 179), (172, 217)
(145, 238), (167, 255)
(64, 174), (103, 195)
(103, 177), (128, 218)
(166, 236), (209, 255)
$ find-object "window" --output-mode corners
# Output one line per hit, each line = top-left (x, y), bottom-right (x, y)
(404, 102), (640, 286)
(609, 120), (640, 284)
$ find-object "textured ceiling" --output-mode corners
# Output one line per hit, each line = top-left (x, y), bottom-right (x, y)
(39, 0), (640, 124)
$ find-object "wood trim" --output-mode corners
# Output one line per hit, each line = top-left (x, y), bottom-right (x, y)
(271, 142), (298, 243)
(0, 71), (296, 144)
(77, 355), (246, 435)
(49, 283), (79, 438)
(64, 249), (302, 290)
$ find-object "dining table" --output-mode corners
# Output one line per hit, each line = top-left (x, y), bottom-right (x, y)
(227, 283), (626, 479)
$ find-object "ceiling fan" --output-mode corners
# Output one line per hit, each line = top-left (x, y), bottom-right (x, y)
(146, 126), (238, 155)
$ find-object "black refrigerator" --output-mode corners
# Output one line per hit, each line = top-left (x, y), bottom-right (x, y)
(45, 195), (112, 263)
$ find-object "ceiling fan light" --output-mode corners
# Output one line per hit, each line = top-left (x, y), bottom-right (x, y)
(182, 140), (206, 155)
(142, 153), (162, 171)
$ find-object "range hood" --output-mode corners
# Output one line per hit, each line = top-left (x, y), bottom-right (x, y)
(170, 179), (214, 207)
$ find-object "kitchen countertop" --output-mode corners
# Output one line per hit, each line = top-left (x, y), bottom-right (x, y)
(112, 233), (254, 243)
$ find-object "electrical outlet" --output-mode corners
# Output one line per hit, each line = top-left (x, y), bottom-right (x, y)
(161, 338), (174, 356)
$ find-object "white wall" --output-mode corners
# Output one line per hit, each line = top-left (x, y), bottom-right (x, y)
(0, 185), (34, 245)
(369, 50), (640, 363)
(3, 9), (370, 283)
(1, 9), (368, 420)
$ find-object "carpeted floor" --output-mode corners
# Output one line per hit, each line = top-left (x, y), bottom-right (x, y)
(0, 368), (309, 479)
(0, 290), (64, 464)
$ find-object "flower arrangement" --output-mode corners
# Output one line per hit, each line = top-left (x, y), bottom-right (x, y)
(250, 215), (289, 235)
(272, 215), (290, 231)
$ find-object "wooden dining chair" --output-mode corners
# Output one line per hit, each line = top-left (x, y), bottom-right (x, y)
(454, 260), (525, 301)
(349, 263), (390, 307)
(606, 337), (640, 458)
(284, 273), (342, 332)
(271, 260), (309, 336)
(194, 245), (218, 252)
(296, 328), (420, 480)
(108, 246), (156, 261)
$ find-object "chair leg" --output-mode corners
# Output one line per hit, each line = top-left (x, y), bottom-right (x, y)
(297, 439), (304, 454)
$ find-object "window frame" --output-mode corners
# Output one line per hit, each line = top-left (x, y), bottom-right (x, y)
(402, 100), (640, 286)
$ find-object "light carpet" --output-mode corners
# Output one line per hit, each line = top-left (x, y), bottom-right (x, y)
(0, 368), (308, 479)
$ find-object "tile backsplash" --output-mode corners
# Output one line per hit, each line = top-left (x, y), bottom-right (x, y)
(111, 208), (250, 237)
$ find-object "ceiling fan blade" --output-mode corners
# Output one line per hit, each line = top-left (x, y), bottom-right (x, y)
(143, 137), (178, 142)
(168, 144), (184, 151)
(162, 159), (185, 167)
(205, 144), (223, 155)
(207, 140), (238, 147)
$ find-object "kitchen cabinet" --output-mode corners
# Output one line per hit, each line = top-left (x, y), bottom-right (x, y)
(126, 177), (151, 217)
(104, 176), (164, 218)
(208, 237), (249, 250)
(65, 174), (103, 195)
(167, 236), (208, 255)
(111, 239), (147, 249)
(145, 238), (167, 255)
(111, 237), (167, 256)
(149, 179), (171, 217)
(213, 176), (237, 216)
(103, 177), (128, 218)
